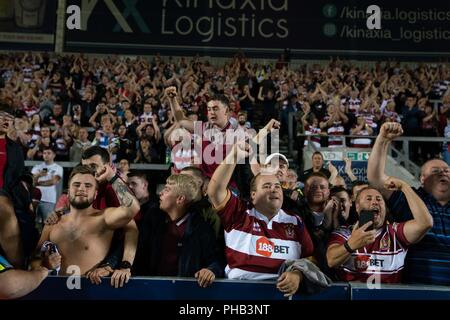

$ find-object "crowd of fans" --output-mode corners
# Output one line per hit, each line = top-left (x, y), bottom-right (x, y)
(0, 51), (449, 299)
(0, 52), (449, 168)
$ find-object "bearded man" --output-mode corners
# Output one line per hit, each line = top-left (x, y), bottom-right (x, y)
(31, 165), (140, 275)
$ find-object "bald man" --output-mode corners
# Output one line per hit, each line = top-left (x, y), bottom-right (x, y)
(368, 122), (450, 286)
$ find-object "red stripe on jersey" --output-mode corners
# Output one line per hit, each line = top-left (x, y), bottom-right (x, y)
(328, 128), (345, 135)
(226, 247), (285, 274)
(327, 125), (345, 147)
(305, 125), (322, 144)
(328, 223), (410, 283)
(217, 192), (314, 279)
(351, 142), (372, 148)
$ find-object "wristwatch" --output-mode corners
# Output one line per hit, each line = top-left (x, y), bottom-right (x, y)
(119, 260), (132, 269)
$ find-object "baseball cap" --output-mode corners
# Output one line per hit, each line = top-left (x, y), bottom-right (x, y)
(264, 153), (289, 167)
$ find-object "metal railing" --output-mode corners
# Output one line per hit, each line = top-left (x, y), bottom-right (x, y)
(24, 161), (170, 171)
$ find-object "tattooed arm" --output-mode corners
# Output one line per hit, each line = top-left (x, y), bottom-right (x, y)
(97, 165), (141, 229)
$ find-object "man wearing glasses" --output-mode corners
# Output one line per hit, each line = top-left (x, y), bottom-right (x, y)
(0, 102), (39, 269)
(368, 122), (450, 286)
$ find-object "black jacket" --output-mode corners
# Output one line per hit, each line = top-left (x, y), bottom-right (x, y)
(133, 206), (224, 278)
(295, 198), (333, 278)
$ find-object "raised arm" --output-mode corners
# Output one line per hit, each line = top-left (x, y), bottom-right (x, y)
(135, 122), (146, 138)
(99, 165), (140, 229)
(328, 161), (339, 185)
(252, 118), (280, 145)
(300, 102), (311, 126)
(336, 106), (349, 124)
(422, 108), (436, 123)
(246, 119), (281, 177)
(88, 110), (100, 129)
(320, 115), (334, 129)
(367, 122), (403, 199)
(151, 115), (161, 142)
(165, 86), (195, 133)
(207, 145), (239, 208)
(350, 121), (365, 135)
(383, 177), (433, 244)
(343, 158), (357, 182)
(163, 122), (179, 147)
(257, 86), (264, 101)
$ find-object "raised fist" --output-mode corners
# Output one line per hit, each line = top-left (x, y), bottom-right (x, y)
(380, 122), (403, 141)
(164, 86), (177, 99)
(383, 176), (405, 191)
(264, 119), (281, 131)
(95, 164), (116, 183)
(235, 141), (253, 162)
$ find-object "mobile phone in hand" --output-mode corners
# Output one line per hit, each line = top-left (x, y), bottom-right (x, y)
(358, 210), (374, 231)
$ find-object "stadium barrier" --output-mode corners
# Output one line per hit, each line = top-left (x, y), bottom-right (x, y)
(24, 161), (170, 170)
(21, 277), (450, 300)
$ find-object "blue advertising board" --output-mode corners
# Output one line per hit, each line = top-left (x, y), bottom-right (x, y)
(332, 160), (368, 186)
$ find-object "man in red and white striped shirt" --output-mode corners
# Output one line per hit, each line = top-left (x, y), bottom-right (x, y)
(326, 178), (433, 283)
(165, 86), (240, 191)
(208, 143), (314, 297)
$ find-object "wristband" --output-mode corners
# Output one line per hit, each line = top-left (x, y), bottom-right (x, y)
(119, 261), (132, 269)
(344, 241), (355, 254)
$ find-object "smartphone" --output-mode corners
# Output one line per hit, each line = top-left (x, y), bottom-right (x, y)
(359, 210), (374, 230)
(42, 168), (48, 173)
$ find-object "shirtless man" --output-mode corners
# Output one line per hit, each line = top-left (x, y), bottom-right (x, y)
(32, 164), (140, 275)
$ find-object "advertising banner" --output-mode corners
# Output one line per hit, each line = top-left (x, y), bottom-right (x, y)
(332, 160), (368, 186)
(321, 149), (370, 185)
(64, 0), (449, 56)
(0, 0), (57, 51)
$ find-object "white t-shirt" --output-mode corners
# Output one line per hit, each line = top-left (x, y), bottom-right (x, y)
(31, 162), (63, 204)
